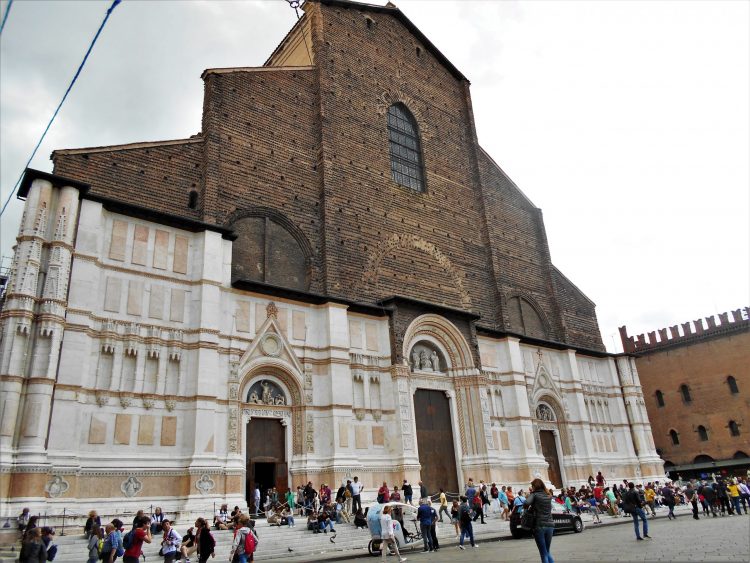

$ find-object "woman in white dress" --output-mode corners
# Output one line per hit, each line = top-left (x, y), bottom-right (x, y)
(379, 506), (406, 563)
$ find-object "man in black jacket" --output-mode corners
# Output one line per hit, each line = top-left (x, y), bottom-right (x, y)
(624, 482), (650, 541)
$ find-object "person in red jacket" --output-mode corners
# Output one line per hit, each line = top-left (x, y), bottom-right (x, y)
(123, 516), (151, 563)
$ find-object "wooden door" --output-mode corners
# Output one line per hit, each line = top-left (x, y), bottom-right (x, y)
(247, 418), (286, 503)
(414, 389), (459, 496)
(540, 430), (562, 488)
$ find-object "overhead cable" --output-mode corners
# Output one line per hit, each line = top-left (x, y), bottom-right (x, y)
(0, 0), (122, 218)
(0, 0), (13, 36)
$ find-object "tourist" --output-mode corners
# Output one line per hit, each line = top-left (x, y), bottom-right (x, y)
(17, 508), (31, 534)
(214, 504), (230, 530)
(685, 482), (700, 520)
(151, 507), (167, 534)
(19, 527), (46, 563)
(159, 519), (180, 563)
(87, 526), (104, 563)
(417, 499), (433, 552)
(353, 508), (367, 529)
(437, 488), (450, 522)
(391, 485), (402, 503)
(132, 510), (145, 529)
(351, 476), (363, 513)
(728, 479), (743, 516)
(596, 471), (606, 487)
(230, 515), (257, 563)
(402, 480), (413, 505)
(450, 500), (460, 537)
(319, 503), (336, 533)
(123, 515), (152, 563)
(623, 482), (650, 540)
(472, 488), (485, 524)
(588, 494), (602, 524)
(344, 480), (354, 517)
(457, 496), (476, 549)
(498, 486), (510, 520)
(22, 516), (39, 542)
(282, 504), (295, 527)
(428, 500), (440, 552)
(660, 483), (676, 519)
(604, 487), (619, 516)
(377, 481), (390, 503)
(738, 479), (750, 514)
(253, 486), (261, 517)
(419, 481), (428, 501)
(379, 506), (406, 563)
(643, 485), (657, 517)
(525, 478), (555, 563)
(84, 510), (101, 539)
(306, 510), (320, 533)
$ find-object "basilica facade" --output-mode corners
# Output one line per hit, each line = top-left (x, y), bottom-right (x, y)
(0, 0), (662, 517)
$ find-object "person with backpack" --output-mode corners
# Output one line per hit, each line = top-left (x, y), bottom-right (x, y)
(122, 516), (151, 563)
(87, 526), (105, 563)
(159, 520), (180, 563)
(230, 515), (258, 563)
(457, 496), (476, 549)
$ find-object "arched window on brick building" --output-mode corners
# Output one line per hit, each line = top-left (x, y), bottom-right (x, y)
(680, 384), (692, 403)
(727, 375), (739, 394)
(697, 425), (708, 441)
(729, 420), (741, 437)
(669, 429), (680, 445)
(387, 103), (425, 192)
(655, 390), (665, 407)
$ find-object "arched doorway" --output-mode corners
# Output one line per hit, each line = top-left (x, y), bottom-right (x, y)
(413, 389), (459, 495)
(246, 417), (286, 514)
(535, 403), (565, 488)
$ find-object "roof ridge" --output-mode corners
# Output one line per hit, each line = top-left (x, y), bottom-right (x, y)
(52, 136), (203, 156)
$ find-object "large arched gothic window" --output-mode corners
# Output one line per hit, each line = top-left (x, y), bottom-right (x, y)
(506, 296), (549, 340)
(387, 104), (425, 192)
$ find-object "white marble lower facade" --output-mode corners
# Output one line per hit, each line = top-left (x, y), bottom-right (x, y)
(0, 178), (664, 518)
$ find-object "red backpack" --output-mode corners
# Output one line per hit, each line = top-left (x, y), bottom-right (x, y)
(244, 530), (256, 555)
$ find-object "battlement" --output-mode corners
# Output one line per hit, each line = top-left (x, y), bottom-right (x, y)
(619, 307), (750, 354)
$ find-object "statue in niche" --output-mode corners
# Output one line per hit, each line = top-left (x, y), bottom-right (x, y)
(420, 350), (432, 371)
(249, 391), (260, 404)
(275, 394), (286, 406)
(262, 381), (273, 405)
(411, 349), (420, 370)
(536, 404), (555, 422)
(430, 351), (440, 372)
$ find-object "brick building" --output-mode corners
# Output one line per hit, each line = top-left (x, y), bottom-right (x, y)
(620, 308), (750, 479)
(1, 0), (662, 517)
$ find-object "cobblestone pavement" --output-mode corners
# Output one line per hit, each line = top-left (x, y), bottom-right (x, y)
(325, 511), (750, 562)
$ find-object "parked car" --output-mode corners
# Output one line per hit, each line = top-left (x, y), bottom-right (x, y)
(509, 500), (584, 539)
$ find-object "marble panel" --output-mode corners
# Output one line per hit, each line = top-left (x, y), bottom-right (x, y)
(153, 230), (169, 270)
(161, 416), (176, 446)
(292, 311), (306, 341)
(365, 322), (378, 351)
(109, 220), (128, 261)
(170, 289), (185, 322)
(131, 225), (149, 266)
(173, 236), (188, 274)
(104, 277), (122, 313)
(148, 285), (164, 320)
(349, 320), (362, 349)
(138, 415), (154, 445)
(255, 304), (266, 331)
(22, 402), (40, 437)
(372, 425), (384, 446)
(236, 302), (251, 333)
(338, 423), (349, 448)
(88, 415), (107, 444)
(127, 280), (143, 316)
(355, 426), (368, 449)
(114, 414), (132, 445)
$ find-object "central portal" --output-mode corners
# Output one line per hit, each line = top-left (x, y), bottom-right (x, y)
(246, 418), (287, 514)
(414, 389), (459, 497)
(540, 430), (562, 488)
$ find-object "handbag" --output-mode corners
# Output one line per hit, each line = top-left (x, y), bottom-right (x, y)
(519, 507), (536, 530)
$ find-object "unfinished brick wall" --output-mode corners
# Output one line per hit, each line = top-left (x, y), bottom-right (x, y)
(51, 0), (606, 353)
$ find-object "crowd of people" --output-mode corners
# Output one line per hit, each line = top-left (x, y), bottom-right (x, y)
(14, 470), (750, 563)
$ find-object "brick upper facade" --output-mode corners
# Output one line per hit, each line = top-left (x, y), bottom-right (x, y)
(52, 0), (604, 352)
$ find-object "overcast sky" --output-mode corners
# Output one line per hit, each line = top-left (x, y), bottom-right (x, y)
(1, 0), (748, 353)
